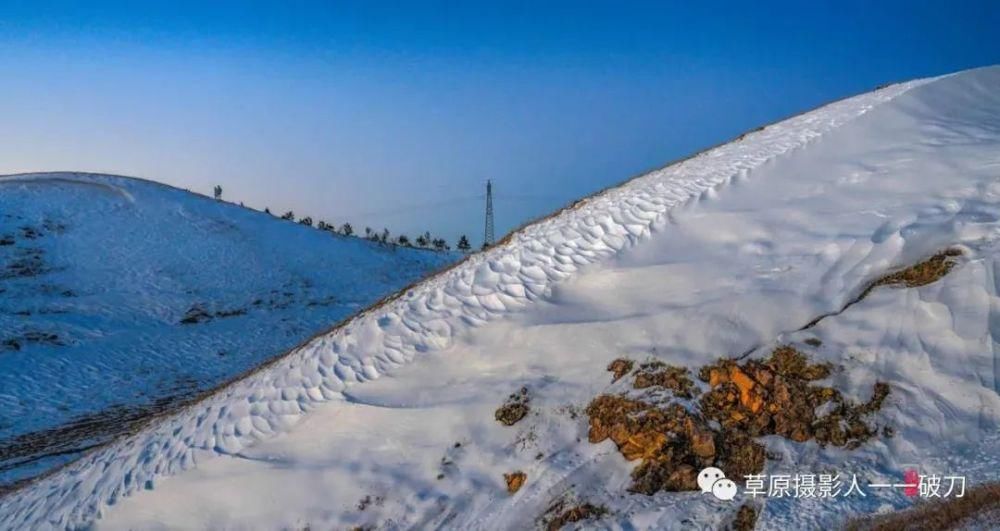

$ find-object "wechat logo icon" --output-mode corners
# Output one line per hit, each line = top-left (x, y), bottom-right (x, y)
(698, 467), (737, 501)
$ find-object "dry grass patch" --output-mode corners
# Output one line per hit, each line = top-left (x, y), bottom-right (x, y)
(495, 387), (530, 426)
(606, 358), (697, 398)
(607, 358), (634, 382)
(858, 248), (963, 301)
(802, 248), (964, 330)
(699, 346), (888, 448)
(542, 501), (608, 531)
(729, 502), (759, 531)
(845, 482), (1000, 531)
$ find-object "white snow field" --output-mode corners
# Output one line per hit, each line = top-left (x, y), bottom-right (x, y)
(4, 65), (1000, 530)
(0, 174), (454, 489)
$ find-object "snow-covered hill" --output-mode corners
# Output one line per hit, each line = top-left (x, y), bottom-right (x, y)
(3, 66), (1000, 530)
(0, 173), (455, 489)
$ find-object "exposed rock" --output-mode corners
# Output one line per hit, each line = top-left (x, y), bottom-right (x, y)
(620, 431), (668, 461)
(699, 346), (886, 449)
(686, 418), (716, 458)
(504, 471), (526, 494)
(632, 361), (697, 398)
(586, 394), (715, 494)
(586, 346), (890, 495)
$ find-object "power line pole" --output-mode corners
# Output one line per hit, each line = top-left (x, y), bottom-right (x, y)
(483, 179), (495, 249)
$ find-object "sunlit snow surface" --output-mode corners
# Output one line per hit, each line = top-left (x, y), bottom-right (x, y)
(4, 66), (1000, 530)
(0, 175), (454, 486)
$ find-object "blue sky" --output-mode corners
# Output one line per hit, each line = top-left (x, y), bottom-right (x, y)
(1, 1), (998, 246)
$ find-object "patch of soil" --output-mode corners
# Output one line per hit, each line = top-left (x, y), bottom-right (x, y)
(0, 339), (19, 352)
(19, 226), (41, 240)
(1, 331), (64, 352)
(607, 358), (634, 382)
(504, 471), (527, 494)
(729, 502), (759, 531)
(37, 284), (75, 297)
(306, 295), (338, 307)
(356, 494), (383, 511)
(555, 404), (581, 420)
(180, 305), (212, 324)
(436, 440), (466, 480)
(496, 386), (530, 426)
(180, 304), (248, 324)
(514, 426), (538, 450)
(542, 501), (608, 531)
(586, 346), (890, 495)
(1, 248), (50, 279)
(632, 361), (697, 398)
(41, 219), (67, 234)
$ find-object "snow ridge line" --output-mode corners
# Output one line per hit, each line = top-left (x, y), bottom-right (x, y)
(0, 78), (931, 530)
(0, 173), (137, 203)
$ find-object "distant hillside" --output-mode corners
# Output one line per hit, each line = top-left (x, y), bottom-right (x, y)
(0, 172), (457, 489)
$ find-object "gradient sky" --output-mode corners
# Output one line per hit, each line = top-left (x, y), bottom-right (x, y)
(1, 1), (998, 246)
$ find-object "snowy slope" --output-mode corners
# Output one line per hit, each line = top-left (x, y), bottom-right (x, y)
(4, 66), (1000, 530)
(0, 173), (454, 488)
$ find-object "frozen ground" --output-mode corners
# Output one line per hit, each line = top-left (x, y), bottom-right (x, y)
(3, 66), (1000, 530)
(0, 174), (454, 488)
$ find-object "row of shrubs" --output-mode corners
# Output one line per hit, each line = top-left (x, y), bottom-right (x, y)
(215, 187), (474, 252)
(266, 208), (472, 252)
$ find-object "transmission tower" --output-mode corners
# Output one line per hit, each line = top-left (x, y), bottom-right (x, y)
(483, 179), (495, 249)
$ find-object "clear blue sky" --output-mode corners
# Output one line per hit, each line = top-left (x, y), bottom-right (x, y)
(1, 1), (998, 246)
